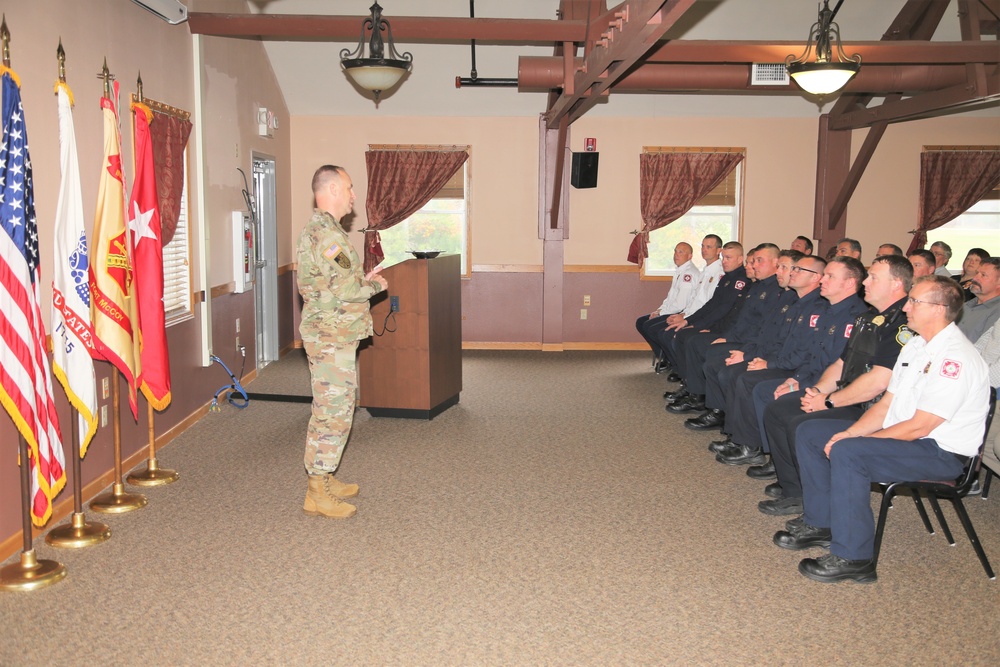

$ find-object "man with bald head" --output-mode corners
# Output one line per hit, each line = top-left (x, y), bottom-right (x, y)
(297, 165), (388, 519)
(636, 241), (701, 370)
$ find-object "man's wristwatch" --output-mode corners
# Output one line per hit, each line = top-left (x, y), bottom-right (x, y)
(824, 394), (836, 410)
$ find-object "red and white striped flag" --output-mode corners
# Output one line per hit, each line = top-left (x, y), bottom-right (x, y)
(0, 69), (66, 526)
(52, 81), (99, 457)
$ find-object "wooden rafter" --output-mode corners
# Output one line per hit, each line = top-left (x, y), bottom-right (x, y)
(544, 0), (698, 128)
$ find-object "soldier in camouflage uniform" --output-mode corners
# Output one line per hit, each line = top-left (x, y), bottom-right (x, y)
(296, 165), (387, 518)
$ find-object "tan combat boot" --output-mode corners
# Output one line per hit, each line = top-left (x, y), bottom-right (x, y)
(325, 475), (359, 498)
(303, 475), (357, 518)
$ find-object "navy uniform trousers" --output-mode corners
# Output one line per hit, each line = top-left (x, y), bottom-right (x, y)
(759, 392), (862, 497)
(796, 418), (964, 561)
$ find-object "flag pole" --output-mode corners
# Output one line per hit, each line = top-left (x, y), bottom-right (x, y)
(44, 38), (112, 548)
(0, 435), (67, 591)
(126, 402), (178, 486)
(45, 406), (111, 548)
(124, 71), (177, 487)
(0, 18), (67, 591)
(90, 370), (146, 513)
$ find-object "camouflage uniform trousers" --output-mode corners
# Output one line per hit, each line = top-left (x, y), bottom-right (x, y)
(303, 335), (359, 475)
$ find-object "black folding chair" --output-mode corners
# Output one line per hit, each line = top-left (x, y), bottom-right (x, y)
(872, 387), (997, 579)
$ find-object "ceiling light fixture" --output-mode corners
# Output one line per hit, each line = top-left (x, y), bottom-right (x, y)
(785, 0), (861, 97)
(340, 2), (412, 103)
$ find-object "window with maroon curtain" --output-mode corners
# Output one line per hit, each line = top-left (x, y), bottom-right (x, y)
(907, 148), (1000, 253)
(627, 150), (745, 266)
(363, 148), (470, 273)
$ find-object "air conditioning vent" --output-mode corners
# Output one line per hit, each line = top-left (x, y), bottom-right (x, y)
(751, 63), (790, 86)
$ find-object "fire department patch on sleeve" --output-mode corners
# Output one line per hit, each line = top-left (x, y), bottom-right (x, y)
(895, 326), (914, 346)
(735, 280), (746, 290)
(683, 274), (692, 282)
(809, 314), (820, 328)
(940, 359), (962, 379)
(323, 243), (351, 269)
(844, 323), (853, 338)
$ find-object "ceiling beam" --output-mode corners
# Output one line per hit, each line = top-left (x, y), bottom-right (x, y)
(544, 0), (698, 128)
(186, 13), (588, 44)
(639, 40), (1000, 64)
(829, 67), (1000, 130)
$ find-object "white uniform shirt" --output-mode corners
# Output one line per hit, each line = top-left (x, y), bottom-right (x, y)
(885, 322), (990, 456)
(934, 266), (953, 278)
(657, 260), (701, 316)
(683, 258), (724, 317)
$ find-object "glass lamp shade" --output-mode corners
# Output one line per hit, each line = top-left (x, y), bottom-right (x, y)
(343, 60), (409, 93)
(787, 61), (860, 96)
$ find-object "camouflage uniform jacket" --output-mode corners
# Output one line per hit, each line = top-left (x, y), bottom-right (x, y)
(296, 209), (383, 342)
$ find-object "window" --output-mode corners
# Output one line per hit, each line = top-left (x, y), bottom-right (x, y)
(162, 153), (192, 323)
(643, 155), (743, 277)
(926, 185), (1000, 271)
(375, 149), (470, 276)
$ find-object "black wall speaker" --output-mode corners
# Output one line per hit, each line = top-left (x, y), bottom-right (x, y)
(571, 152), (599, 189)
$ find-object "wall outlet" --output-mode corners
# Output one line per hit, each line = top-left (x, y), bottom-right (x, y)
(580, 308), (588, 320)
(583, 295), (591, 306)
(101, 377), (109, 399)
(390, 296), (400, 312)
(235, 336), (240, 350)
(101, 405), (108, 427)
(236, 317), (240, 333)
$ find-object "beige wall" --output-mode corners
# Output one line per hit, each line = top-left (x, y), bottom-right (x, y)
(291, 112), (999, 270)
(290, 116), (543, 265)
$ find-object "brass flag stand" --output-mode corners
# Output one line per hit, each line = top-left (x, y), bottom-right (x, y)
(0, 16), (65, 592)
(127, 403), (178, 486)
(44, 39), (111, 549)
(0, 436), (67, 592)
(90, 372), (146, 513)
(124, 73), (177, 488)
(46, 408), (111, 548)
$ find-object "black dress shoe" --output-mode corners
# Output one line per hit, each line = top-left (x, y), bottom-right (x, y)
(798, 553), (877, 584)
(708, 437), (733, 454)
(773, 523), (832, 550)
(684, 409), (725, 431)
(759, 496), (804, 516)
(785, 516), (806, 532)
(663, 388), (688, 402)
(667, 394), (705, 414)
(716, 445), (767, 466)
(666, 372), (682, 383)
(764, 482), (784, 499)
(746, 460), (777, 479)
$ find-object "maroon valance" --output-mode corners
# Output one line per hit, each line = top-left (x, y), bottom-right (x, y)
(149, 113), (193, 245)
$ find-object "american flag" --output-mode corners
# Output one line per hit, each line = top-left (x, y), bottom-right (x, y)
(0, 71), (66, 526)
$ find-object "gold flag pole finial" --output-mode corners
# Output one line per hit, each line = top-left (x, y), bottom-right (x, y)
(137, 70), (143, 102)
(2, 15), (11, 68)
(98, 57), (114, 98)
(57, 39), (65, 83)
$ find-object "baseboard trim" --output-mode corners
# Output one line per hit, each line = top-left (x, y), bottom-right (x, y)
(0, 402), (212, 564)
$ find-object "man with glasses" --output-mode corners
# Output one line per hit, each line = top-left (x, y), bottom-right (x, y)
(930, 240), (954, 277)
(755, 255), (913, 514)
(713, 257), (868, 467)
(777, 276), (989, 583)
(699, 255), (827, 452)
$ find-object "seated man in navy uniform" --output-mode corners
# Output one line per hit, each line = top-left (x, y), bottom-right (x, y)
(754, 254), (913, 515)
(776, 275), (990, 584)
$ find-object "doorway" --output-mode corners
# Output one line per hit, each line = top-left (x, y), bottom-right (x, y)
(252, 155), (279, 368)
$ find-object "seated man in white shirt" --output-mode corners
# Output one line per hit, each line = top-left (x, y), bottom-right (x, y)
(774, 275), (990, 584)
(636, 237), (718, 370)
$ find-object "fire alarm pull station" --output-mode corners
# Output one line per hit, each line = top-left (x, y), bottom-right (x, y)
(233, 211), (255, 293)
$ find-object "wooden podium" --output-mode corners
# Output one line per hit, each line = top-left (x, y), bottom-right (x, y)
(359, 254), (462, 419)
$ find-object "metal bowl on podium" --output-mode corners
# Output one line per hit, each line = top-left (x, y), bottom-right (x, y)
(409, 251), (442, 259)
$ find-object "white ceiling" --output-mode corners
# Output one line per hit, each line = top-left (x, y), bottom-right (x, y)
(244, 1), (992, 118)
